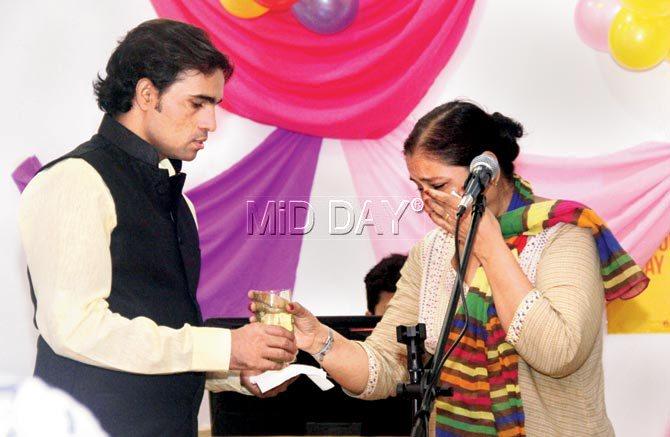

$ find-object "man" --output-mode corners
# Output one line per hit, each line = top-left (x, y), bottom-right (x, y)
(19, 19), (296, 436)
(364, 254), (408, 316)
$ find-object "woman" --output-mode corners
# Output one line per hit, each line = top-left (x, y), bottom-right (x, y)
(253, 101), (648, 436)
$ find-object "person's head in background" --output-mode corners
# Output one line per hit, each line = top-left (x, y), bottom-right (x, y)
(364, 254), (408, 316)
(93, 19), (234, 162)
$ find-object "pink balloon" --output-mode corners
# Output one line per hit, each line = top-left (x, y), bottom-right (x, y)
(575, 0), (621, 52)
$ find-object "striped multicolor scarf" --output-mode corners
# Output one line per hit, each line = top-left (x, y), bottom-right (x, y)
(435, 176), (648, 437)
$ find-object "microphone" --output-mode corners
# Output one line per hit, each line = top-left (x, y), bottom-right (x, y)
(456, 153), (500, 217)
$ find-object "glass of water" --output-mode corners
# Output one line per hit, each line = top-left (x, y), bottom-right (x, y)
(249, 289), (294, 332)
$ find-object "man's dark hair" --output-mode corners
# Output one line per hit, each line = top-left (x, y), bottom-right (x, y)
(93, 19), (234, 117)
(364, 254), (408, 314)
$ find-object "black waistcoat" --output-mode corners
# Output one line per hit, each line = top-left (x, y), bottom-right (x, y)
(29, 115), (204, 437)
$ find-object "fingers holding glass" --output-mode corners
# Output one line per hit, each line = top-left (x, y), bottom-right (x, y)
(248, 289), (294, 332)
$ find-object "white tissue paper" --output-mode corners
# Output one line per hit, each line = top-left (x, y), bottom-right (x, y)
(248, 364), (335, 393)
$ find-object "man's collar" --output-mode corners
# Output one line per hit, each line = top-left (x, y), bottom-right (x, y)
(159, 159), (184, 176)
(98, 114), (162, 168)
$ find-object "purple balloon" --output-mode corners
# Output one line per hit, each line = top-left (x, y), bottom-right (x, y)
(292, 0), (359, 35)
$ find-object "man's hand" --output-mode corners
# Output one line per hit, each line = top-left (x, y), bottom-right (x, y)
(240, 370), (298, 398)
(230, 323), (298, 371)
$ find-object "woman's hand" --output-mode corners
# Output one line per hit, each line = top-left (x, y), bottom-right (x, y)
(423, 187), (505, 263)
(286, 302), (329, 354)
(248, 295), (327, 355)
(250, 300), (370, 395)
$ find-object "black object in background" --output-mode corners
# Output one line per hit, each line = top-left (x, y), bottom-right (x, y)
(205, 316), (413, 436)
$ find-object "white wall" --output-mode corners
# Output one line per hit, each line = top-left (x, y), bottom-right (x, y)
(1, 0), (668, 435)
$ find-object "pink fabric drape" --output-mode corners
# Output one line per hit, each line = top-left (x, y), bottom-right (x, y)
(150, 0), (475, 139)
(341, 119), (432, 257)
(343, 125), (670, 266)
(515, 143), (670, 266)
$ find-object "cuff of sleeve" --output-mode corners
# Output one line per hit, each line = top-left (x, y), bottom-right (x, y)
(342, 342), (379, 399)
(506, 289), (542, 346)
(206, 371), (252, 395)
(191, 327), (231, 372)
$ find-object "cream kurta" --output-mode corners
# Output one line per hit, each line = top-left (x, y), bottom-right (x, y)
(19, 158), (246, 393)
(350, 224), (614, 436)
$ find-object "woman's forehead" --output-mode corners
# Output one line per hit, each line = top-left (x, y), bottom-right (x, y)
(406, 153), (467, 181)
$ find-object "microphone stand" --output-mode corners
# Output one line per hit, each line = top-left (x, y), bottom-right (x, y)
(399, 191), (486, 437)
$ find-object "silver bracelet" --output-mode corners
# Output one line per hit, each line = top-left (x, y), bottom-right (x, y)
(311, 328), (334, 363)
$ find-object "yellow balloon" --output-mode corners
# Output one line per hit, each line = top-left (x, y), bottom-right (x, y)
(609, 9), (670, 70)
(621, 0), (670, 17)
(220, 0), (269, 19)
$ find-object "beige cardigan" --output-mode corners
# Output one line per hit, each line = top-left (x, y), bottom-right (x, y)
(351, 224), (614, 436)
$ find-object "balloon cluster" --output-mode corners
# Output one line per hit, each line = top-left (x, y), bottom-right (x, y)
(575, 0), (670, 70)
(221, 0), (359, 34)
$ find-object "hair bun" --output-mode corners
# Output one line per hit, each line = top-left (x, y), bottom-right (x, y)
(489, 112), (522, 165)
